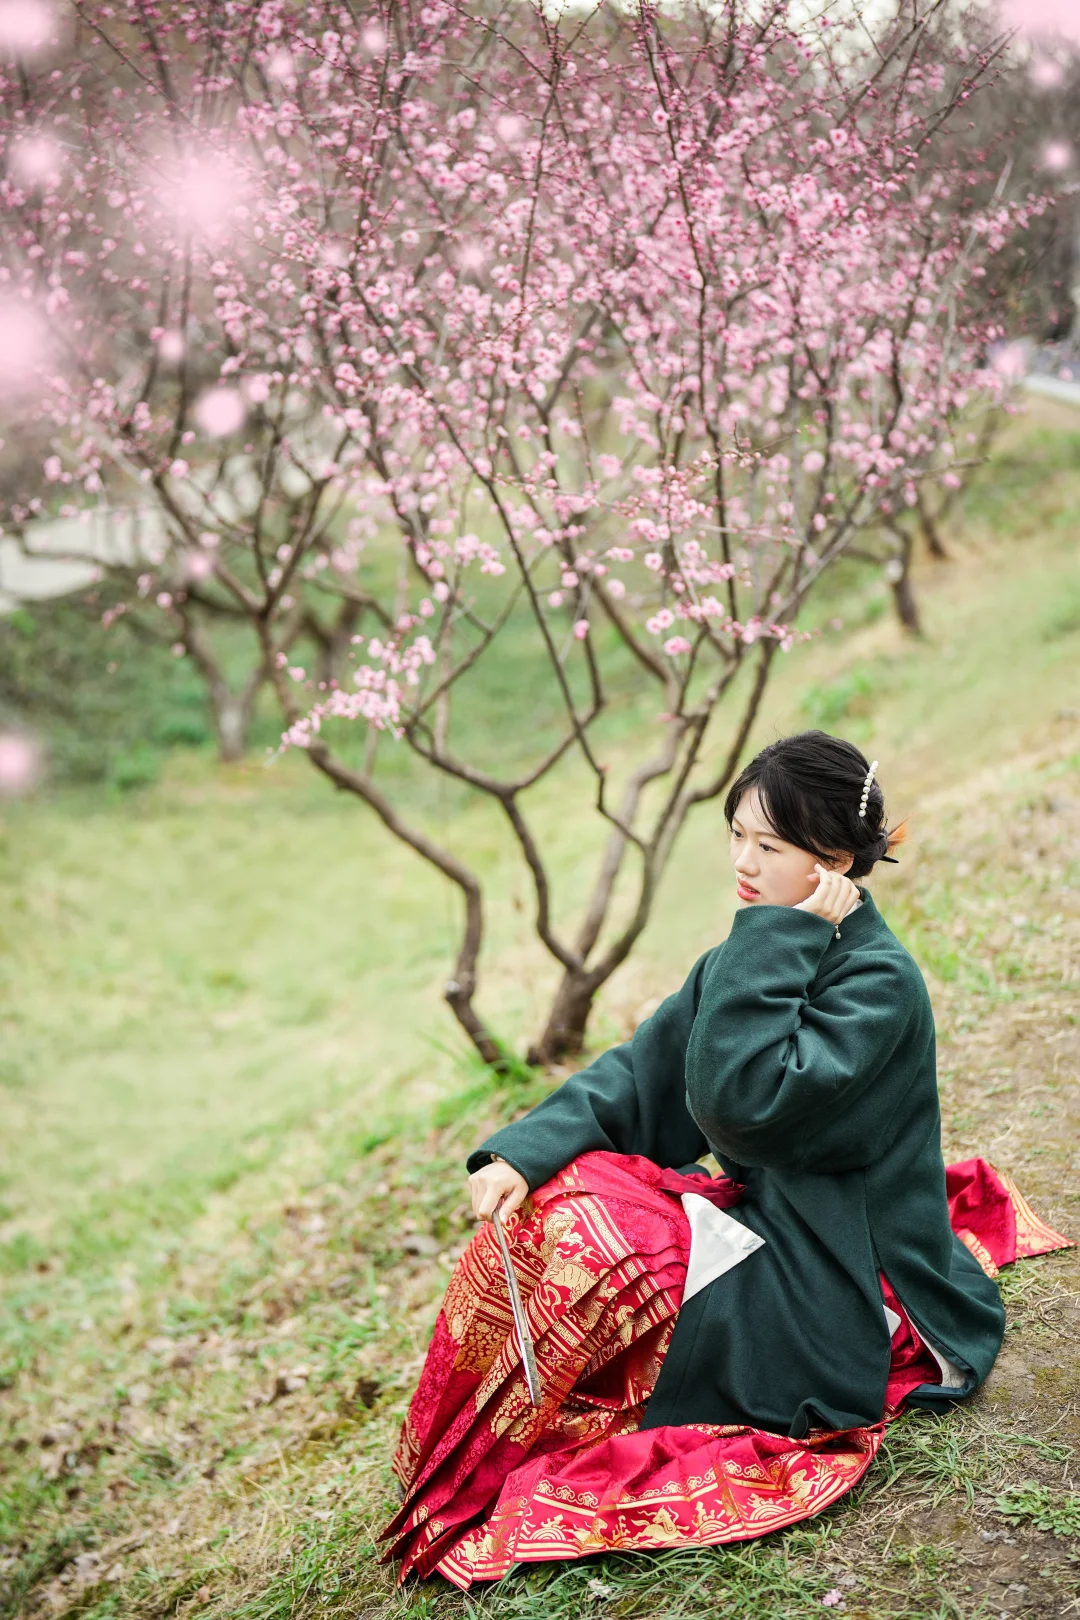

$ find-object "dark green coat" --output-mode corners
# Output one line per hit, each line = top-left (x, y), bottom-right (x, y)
(468, 893), (1005, 1438)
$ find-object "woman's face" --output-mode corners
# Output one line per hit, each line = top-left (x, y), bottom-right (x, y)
(729, 788), (854, 909)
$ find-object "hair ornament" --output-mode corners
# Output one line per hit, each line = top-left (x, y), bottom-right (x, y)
(857, 760), (879, 819)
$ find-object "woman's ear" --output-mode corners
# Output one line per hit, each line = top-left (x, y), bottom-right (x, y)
(827, 851), (855, 875)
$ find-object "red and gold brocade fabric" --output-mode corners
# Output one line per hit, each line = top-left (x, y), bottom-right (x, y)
(382, 1152), (1072, 1590)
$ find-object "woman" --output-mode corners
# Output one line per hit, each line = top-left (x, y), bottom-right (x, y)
(383, 732), (1070, 1588)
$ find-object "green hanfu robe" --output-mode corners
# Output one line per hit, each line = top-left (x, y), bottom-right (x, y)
(467, 891), (1006, 1439)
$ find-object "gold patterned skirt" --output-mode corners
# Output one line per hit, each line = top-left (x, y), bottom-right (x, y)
(380, 1151), (1070, 1589)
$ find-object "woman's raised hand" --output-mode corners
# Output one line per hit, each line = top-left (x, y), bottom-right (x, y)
(468, 1158), (530, 1222)
(794, 863), (861, 925)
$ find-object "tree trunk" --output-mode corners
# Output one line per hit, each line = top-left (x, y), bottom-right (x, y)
(445, 978), (505, 1069)
(180, 612), (266, 763)
(885, 527), (921, 635)
(208, 665), (267, 762)
(916, 494), (949, 561)
(213, 692), (251, 762)
(526, 966), (600, 1067)
(890, 568), (920, 635)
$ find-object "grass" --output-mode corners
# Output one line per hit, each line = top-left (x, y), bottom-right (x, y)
(2, 401), (1080, 1618)
(0, 593), (221, 789)
(996, 1485), (1080, 1538)
(867, 1412), (1069, 1512)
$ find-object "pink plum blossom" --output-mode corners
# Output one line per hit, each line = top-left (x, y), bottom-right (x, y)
(157, 331), (185, 363)
(1041, 139), (1073, 173)
(0, 300), (49, 393)
(195, 387), (246, 438)
(0, 732), (43, 796)
(1001, 0), (1080, 44)
(266, 49), (295, 83)
(1030, 57), (1065, 89)
(9, 133), (63, 186)
(992, 342), (1029, 382)
(160, 151), (244, 239)
(183, 553), (215, 582)
(0, 0), (55, 60)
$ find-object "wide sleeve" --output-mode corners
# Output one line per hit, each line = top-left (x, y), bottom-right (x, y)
(466, 950), (714, 1189)
(685, 907), (926, 1173)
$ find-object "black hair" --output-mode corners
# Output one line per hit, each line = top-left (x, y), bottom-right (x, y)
(723, 730), (903, 881)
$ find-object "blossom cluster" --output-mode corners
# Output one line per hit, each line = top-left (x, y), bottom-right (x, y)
(0, 0), (1038, 757)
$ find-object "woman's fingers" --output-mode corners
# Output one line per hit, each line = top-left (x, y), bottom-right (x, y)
(469, 1169), (494, 1220)
(468, 1162), (529, 1222)
(476, 1175), (508, 1220)
(828, 873), (859, 922)
(498, 1179), (528, 1219)
(477, 1184), (502, 1219)
(800, 865), (859, 922)
(797, 866), (860, 922)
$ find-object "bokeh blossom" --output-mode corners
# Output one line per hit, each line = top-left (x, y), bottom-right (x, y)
(1001, 0), (1080, 45)
(0, 732), (43, 797)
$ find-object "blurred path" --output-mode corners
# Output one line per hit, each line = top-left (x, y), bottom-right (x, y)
(0, 507), (154, 611)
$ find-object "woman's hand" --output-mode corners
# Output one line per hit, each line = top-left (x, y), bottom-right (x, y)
(794, 863), (861, 925)
(468, 1158), (529, 1222)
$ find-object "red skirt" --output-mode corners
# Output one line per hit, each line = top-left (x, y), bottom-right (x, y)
(381, 1152), (1071, 1589)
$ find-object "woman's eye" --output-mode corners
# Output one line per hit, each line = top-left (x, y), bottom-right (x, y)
(761, 843), (776, 853)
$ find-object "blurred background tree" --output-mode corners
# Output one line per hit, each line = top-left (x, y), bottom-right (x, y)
(0, 587), (211, 788)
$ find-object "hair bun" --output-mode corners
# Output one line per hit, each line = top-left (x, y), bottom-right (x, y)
(723, 730), (904, 881)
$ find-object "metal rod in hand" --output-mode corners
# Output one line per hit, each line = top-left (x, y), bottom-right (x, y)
(492, 1202), (542, 1408)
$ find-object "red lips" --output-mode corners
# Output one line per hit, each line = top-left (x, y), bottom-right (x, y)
(736, 880), (760, 900)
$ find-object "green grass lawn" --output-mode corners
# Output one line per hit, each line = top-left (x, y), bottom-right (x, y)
(2, 403), (1080, 1619)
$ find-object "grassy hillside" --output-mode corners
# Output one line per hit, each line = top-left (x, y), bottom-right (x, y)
(1, 402), (1079, 1619)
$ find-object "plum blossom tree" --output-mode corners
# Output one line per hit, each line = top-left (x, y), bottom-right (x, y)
(0, 0), (1039, 1064)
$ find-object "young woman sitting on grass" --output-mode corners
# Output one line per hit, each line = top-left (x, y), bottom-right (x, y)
(382, 731), (1071, 1588)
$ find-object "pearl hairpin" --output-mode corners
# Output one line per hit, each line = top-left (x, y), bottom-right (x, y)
(858, 760), (879, 818)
